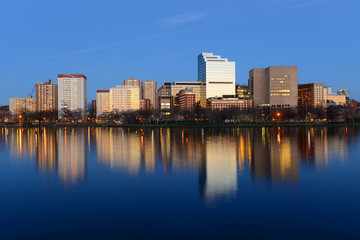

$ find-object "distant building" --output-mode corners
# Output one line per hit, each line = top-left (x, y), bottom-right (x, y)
(141, 80), (157, 110)
(236, 84), (250, 99)
(337, 88), (350, 100)
(110, 85), (140, 112)
(171, 81), (206, 108)
(208, 97), (253, 110)
(158, 82), (171, 113)
(327, 94), (347, 106)
(323, 86), (332, 101)
(58, 74), (87, 119)
(298, 83), (324, 109)
(124, 78), (141, 88)
(96, 90), (110, 118)
(9, 97), (36, 115)
(36, 80), (58, 112)
(198, 52), (235, 99)
(249, 66), (298, 108)
(179, 89), (196, 111)
(140, 99), (151, 111)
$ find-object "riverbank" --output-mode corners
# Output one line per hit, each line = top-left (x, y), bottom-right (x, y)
(2, 121), (360, 128)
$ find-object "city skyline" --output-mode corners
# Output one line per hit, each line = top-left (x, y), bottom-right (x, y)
(1, 0), (359, 105)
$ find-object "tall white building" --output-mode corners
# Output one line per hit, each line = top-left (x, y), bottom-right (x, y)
(58, 74), (87, 119)
(96, 90), (110, 118)
(110, 85), (140, 112)
(198, 52), (236, 99)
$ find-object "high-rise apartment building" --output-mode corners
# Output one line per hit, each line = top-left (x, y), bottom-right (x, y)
(198, 52), (235, 99)
(124, 78), (141, 88)
(170, 81), (206, 108)
(249, 66), (298, 107)
(9, 97), (36, 115)
(141, 80), (157, 109)
(110, 85), (140, 112)
(96, 90), (110, 118)
(58, 74), (87, 119)
(36, 80), (58, 112)
(298, 83), (324, 109)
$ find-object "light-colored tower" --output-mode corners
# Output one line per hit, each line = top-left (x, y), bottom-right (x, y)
(141, 80), (157, 110)
(96, 90), (110, 118)
(36, 80), (58, 112)
(249, 66), (298, 107)
(198, 52), (235, 99)
(124, 78), (141, 87)
(58, 74), (87, 119)
(110, 85), (140, 112)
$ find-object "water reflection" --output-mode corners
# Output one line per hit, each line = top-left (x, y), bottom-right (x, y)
(2, 126), (358, 198)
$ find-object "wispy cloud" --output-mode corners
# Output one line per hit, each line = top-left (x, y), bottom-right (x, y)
(285, 0), (326, 10)
(159, 11), (208, 28)
(4, 0), (327, 65)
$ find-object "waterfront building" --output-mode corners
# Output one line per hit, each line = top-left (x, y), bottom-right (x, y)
(158, 82), (171, 113)
(96, 90), (110, 118)
(36, 80), (58, 112)
(141, 80), (157, 110)
(9, 97), (36, 115)
(179, 89), (196, 111)
(323, 86), (332, 101)
(208, 97), (253, 110)
(140, 99), (151, 111)
(327, 94), (347, 106)
(249, 66), (298, 108)
(124, 78), (141, 88)
(198, 52), (235, 99)
(298, 83), (324, 109)
(58, 74), (87, 119)
(110, 85), (140, 112)
(236, 84), (250, 99)
(171, 81), (206, 108)
(337, 89), (350, 100)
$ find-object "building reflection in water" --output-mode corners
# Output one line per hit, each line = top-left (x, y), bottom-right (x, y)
(95, 128), (141, 175)
(2, 126), (357, 194)
(199, 129), (237, 202)
(57, 128), (87, 185)
(36, 128), (58, 173)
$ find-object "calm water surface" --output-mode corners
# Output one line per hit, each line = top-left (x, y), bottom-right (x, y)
(1, 127), (360, 239)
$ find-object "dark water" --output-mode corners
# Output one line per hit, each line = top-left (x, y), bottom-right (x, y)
(0, 126), (359, 239)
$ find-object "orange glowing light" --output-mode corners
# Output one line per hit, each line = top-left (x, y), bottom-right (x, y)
(276, 113), (281, 117)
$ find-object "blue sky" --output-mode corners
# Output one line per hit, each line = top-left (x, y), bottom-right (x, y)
(0, 0), (359, 105)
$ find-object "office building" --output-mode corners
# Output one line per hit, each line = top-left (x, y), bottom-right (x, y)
(171, 81), (206, 108)
(36, 80), (58, 112)
(198, 52), (235, 99)
(324, 86), (332, 101)
(249, 66), (298, 107)
(140, 99), (151, 111)
(236, 84), (250, 99)
(337, 89), (350, 100)
(58, 74), (87, 119)
(327, 94), (347, 106)
(9, 97), (36, 115)
(110, 85), (140, 112)
(124, 78), (141, 88)
(179, 89), (196, 111)
(158, 82), (171, 113)
(298, 83), (324, 109)
(208, 97), (253, 110)
(141, 80), (157, 109)
(96, 90), (110, 118)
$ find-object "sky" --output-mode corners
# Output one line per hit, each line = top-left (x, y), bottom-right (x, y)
(0, 0), (359, 105)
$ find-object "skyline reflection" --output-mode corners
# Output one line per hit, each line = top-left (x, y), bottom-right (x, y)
(2, 126), (358, 197)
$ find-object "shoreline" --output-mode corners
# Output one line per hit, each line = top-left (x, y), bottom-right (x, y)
(1, 122), (360, 128)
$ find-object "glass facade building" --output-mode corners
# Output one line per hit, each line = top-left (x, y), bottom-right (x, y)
(198, 52), (235, 99)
